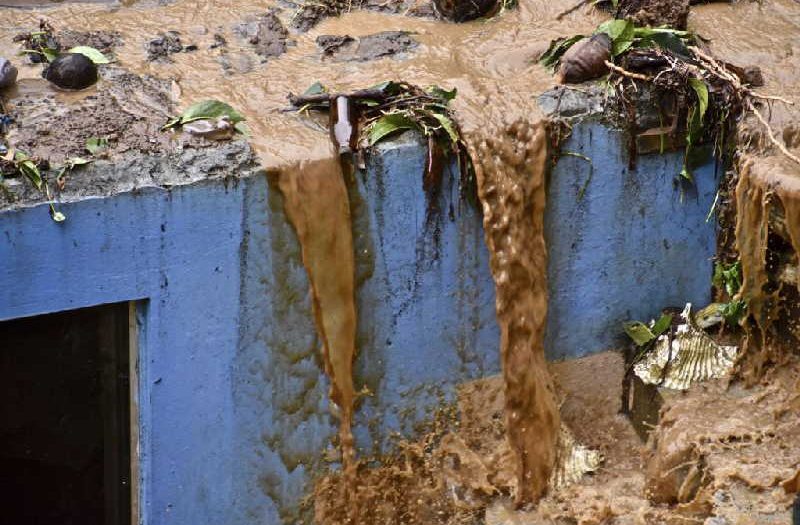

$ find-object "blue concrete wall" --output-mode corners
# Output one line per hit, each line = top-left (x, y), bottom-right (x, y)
(1, 180), (249, 525)
(0, 134), (500, 524)
(0, 121), (718, 523)
(544, 122), (718, 359)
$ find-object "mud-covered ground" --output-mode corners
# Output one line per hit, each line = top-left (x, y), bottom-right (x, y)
(314, 351), (800, 524)
(1, 0), (799, 522)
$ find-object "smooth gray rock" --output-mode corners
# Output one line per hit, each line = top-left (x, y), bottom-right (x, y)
(0, 58), (18, 89)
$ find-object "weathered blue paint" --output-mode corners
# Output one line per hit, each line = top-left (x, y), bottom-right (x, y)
(0, 135), (500, 523)
(0, 118), (717, 523)
(544, 123), (718, 359)
(1, 180), (250, 525)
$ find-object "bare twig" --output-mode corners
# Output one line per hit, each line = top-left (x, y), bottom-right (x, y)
(555, 0), (592, 19)
(747, 99), (800, 167)
(604, 60), (652, 81)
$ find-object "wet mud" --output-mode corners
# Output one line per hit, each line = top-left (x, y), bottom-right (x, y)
(316, 31), (418, 62)
(1, 0), (799, 521)
(735, 152), (800, 381)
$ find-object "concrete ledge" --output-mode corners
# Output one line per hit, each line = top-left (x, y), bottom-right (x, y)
(0, 88), (719, 522)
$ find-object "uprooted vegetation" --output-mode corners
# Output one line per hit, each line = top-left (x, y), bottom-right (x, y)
(541, 19), (797, 181)
(289, 80), (475, 197)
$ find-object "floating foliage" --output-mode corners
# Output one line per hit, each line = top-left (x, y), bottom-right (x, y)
(162, 99), (247, 133)
(541, 18), (765, 184)
(67, 46), (111, 64)
(86, 137), (109, 155)
(624, 312), (672, 347)
(713, 261), (746, 325)
(0, 149), (66, 222)
(289, 80), (474, 203)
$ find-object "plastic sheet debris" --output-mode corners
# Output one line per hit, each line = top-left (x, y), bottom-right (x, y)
(633, 303), (738, 390)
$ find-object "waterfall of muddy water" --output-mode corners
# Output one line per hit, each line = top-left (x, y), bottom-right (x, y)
(466, 120), (559, 503)
(274, 156), (359, 497)
(735, 152), (800, 380)
(2, 0), (800, 518)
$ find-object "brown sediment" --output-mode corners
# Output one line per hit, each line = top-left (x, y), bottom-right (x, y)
(734, 152), (800, 381)
(274, 156), (359, 497)
(1, 0), (800, 521)
(466, 119), (560, 504)
(643, 358), (800, 523)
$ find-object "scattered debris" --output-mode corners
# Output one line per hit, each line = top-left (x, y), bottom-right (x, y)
(630, 303), (739, 390)
(55, 29), (121, 55)
(146, 31), (195, 62)
(289, 81), (467, 188)
(316, 31), (419, 62)
(433, 0), (500, 22)
(0, 148), (64, 221)
(616, 0), (690, 30)
(0, 58), (18, 89)
(183, 116), (236, 140)
(43, 53), (98, 90)
(162, 99), (249, 137)
(555, 33), (611, 84)
(13, 20), (60, 64)
(232, 11), (291, 60)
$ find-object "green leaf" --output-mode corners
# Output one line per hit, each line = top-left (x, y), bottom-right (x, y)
(18, 160), (42, 190)
(610, 22), (635, 56)
(161, 117), (181, 131)
(431, 112), (459, 143)
(86, 137), (109, 154)
(636, 31), (689, 56)
(42, 47), (59, 62)
(539, 35), (584, 70)
(369, 81), (402, 96)
(68, 157), (91, 167)
(67, 46), (111, 64)
(51, 210), (66, 222)
(720, 299), (746, 325)
(623, 321), (656, 346)
(688, 78), (709, 124)
(366, 113), (417, 146)
(178, 100), (246, 125)
(303, 81), (327, 96)
(651, 313), (673, 338)
(596, 19), (633, 42)
(234, 121), (251, 136)
(427, 85), (457, 101)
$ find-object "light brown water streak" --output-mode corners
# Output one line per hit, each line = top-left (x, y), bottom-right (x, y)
(467, 119), (560, 504)
(274, 156), (358, 490)
(3, 0), (799, 514)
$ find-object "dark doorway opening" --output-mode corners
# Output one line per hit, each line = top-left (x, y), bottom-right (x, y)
(0, 303), (132, 525)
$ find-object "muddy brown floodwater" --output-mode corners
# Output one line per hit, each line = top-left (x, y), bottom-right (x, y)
(2, 0), (800, 522)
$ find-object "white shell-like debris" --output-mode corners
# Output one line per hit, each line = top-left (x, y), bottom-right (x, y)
(550, 424), (603, 489)
(634, 303), (738, 391)
(183, 115), (234, 140)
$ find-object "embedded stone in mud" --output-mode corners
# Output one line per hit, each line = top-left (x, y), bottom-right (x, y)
(0, 58), (18, 89)
(616, 0), (690, 30)
(433, 0), (499, 22)
(233, 11), (291, 61)
(316, 31), (419, 62)
(556, 33), (611, 84)
(146, 31), (195, 62)
(42, 53), (97, 90)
